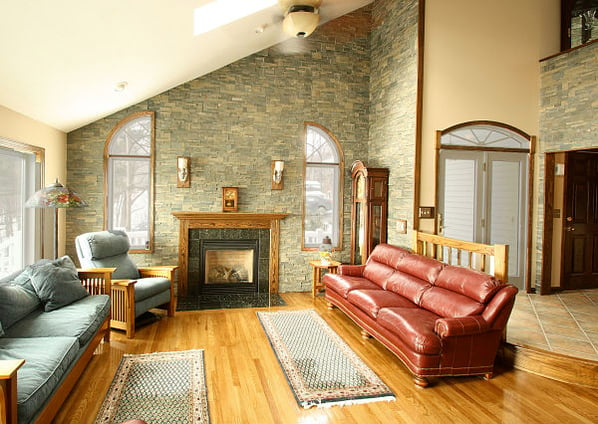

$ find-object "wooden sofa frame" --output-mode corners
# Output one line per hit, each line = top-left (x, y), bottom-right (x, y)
(0, 268), (113, 424)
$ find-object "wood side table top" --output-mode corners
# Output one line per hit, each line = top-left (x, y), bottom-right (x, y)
(309, 260), (341, 269)
(309, 260), (341, 298)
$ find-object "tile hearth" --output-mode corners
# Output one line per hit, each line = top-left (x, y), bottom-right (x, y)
(176, 293), (286, 311)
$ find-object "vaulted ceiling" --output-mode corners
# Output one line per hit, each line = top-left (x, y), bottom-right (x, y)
(0, 0), (372, 132)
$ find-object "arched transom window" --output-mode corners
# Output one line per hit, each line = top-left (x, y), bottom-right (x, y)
(440, 123), (530, 150)
(104, 111), (154, 252)
(303, 122), (343, 249)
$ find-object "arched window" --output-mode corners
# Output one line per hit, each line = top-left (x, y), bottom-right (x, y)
(302, 122), (343, 250)
(104, 111), (154, 252)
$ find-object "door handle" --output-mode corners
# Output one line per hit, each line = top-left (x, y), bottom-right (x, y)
(566, 226), (575, 232)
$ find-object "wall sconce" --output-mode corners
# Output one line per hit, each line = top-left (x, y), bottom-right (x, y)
(177, 156), (190, 188)
(272, 160), (285, 190)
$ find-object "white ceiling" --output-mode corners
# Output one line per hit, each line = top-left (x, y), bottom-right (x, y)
(0, 0), (372, 133)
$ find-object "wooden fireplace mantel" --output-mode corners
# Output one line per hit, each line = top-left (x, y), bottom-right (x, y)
(172, 212), (288, 294)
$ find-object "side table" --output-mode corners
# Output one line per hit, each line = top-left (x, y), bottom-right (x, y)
(309, 260), (341, 298)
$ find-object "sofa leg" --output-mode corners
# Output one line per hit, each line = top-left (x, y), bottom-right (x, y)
(360, 329), (371, 339)
(484, 372), (493, 380)
(326, 302), (335, 310)
(414, 376), (429, 388)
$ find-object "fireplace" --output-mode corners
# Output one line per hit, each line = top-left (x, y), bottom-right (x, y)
(199, 239), (259, 294)
(172, 212), (288, 295)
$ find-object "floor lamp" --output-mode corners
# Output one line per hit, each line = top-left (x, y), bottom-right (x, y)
(25, 179), (88, 259)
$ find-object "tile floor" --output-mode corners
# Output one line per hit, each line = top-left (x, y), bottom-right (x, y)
(506, 289), (598, 361)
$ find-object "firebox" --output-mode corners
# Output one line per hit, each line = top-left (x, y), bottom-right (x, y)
(199, 239), (259, 294)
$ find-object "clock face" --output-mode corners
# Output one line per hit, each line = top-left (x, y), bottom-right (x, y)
(224, 190), (235, 199)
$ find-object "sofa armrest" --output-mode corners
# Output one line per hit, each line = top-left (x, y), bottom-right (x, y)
(435, 316), (490, 338)
(338, 264), (365, 277)
(0, 359), (25, 424)
(138, 266), (178, 280)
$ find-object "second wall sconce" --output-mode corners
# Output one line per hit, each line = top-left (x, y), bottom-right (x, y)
(177, 156), (190, 188)
(272, 160), (285, 190)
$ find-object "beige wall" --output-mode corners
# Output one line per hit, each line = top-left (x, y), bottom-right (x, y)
(0, 105), (68, 256)
(419, 0), (561, 283)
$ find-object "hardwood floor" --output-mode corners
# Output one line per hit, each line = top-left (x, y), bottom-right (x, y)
(56, 293), (598, 423)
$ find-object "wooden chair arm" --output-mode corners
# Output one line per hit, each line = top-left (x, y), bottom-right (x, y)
(112, 279), (138, 287)
(138, 266), (178, 280)
(77, 268), (116, 296)
(0, 359), (25, 424)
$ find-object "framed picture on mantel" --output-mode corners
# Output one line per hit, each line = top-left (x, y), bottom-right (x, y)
(222, 187), (238, 212)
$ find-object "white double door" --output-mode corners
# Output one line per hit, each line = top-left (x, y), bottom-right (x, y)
(438, 150), (528, 288)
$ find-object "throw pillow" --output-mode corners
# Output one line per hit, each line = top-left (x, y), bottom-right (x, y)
(30, 256), (89, 312)
(0, 270), (43, 329)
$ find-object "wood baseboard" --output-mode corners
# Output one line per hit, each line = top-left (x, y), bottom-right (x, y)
(500, 342), (598, 388)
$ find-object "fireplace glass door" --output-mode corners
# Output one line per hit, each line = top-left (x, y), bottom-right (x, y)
(199, 239), (259, 294)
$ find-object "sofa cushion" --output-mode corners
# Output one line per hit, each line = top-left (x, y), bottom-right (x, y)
(419, 287), (485, 318)
(0, 275), (42, 329)
(435, 265), (503, 304)
(377, 307), (442, 355)
(0, 336), (79, 424)
(347, 289), (416, 319)
(134, 277), (171, 302)
(362, 262), (396, 288)
(367, 244), (411, 268)
(362, 244), (411, 286)
(384, 271), (432, 305)
(29, 256), (89, 312)
(5, 294), (110, 347)
(397, 254), (445, 284)
(323, 274), (380, 298)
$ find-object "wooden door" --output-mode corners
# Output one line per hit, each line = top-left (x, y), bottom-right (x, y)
(562, 152), (598, 289)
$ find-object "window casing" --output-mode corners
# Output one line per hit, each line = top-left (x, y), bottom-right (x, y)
(105, 112), (154, 252)
(0, 139), (43, 276)
(302, 123), (343, 250)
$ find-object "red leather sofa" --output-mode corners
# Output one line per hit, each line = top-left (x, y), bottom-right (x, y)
(323, 243), (517, 387)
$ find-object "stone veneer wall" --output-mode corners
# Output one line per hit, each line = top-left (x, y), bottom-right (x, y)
(66, 8), (371, 292)
(369, 0), (420, 247)
(536, 40), (598, 286)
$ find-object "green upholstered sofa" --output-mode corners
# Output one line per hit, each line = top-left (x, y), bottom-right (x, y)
(0, 257), (111, 424)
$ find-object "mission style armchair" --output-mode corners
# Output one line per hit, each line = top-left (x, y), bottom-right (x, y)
(75, 230), (177, 338)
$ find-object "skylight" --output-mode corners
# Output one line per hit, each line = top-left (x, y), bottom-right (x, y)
(194, 0), (277, 36)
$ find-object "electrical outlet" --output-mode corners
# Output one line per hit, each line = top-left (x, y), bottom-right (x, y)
(418, 207), (435, 219)
(396, 219), (407, 234)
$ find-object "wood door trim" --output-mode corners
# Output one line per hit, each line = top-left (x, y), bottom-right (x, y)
(540, 153), (555, 295)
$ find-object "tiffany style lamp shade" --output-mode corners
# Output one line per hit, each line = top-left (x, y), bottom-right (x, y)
(25, 179), (87, 258)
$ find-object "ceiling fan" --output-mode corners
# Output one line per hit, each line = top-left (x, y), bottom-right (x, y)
(278, 0), (323, 38)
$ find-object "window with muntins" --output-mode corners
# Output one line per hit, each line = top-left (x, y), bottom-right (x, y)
(303, 123), (343, 250)
(105, 112), (154, 252)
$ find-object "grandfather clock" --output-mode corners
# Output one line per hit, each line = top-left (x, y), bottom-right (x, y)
(350, 160), (389, 265)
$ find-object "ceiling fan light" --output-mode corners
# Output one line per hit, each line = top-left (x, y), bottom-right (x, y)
(283, 10), (320, 38)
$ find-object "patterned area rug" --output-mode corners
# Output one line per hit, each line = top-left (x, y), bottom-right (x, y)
(257, 309), (395, 408)
(95, 350), (210, 423)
